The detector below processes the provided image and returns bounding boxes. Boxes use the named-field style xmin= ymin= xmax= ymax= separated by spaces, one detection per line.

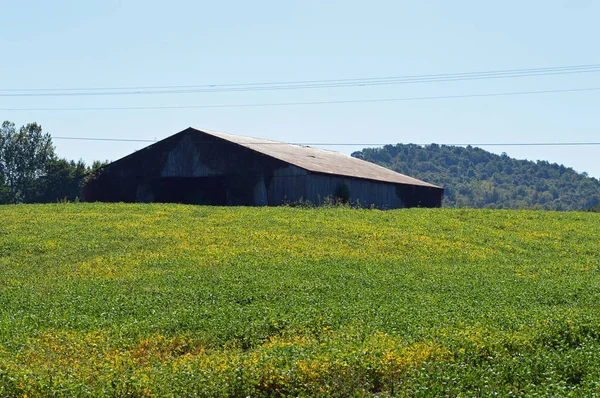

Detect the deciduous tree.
xmin=0 ymin=121 xmax=55 ymax=203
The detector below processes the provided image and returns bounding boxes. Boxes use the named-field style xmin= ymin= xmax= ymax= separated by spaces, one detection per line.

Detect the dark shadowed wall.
xmin=83 ymin=129 xmax=443 ymax=208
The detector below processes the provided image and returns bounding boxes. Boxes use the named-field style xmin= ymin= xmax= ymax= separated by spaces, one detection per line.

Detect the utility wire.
xmin=3 ymin=86 xmax=600 ymax=111
xmin=2 ymin=64 xmax=600 ymax=97
xmin=3 ymin=64 xmax=600 ymax=91
xmin=50 ymin=136 xmax=600 ymax=147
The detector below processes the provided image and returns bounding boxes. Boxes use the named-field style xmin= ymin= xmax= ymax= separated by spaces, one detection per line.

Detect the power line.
xmin=3 ymin=86 xmax=600 ymax=111
xmin=428 ymin=142 xmax=600 ymax=147
xmin=50 ymin=136 xmax=600 ymax=147
xmin=13 ymin=64 xmax=598 ymax=91
xmin=54 ymin=137 xmax=156 ymax=143
xmin=4 ymin=64 xmax=600 ymax=91
xmin=2 ymin=64 xmax=600 ymax=97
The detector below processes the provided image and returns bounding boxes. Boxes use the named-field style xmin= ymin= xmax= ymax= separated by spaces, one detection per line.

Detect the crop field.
xmin=0 ymin=204 xmax=599 ymax=396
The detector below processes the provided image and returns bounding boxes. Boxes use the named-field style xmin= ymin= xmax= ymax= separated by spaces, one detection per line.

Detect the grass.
xmin=0 ymin=203 xmax=599 ymax=396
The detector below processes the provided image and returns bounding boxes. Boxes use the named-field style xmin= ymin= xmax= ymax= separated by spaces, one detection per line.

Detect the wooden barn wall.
xmin=303 ymin=174 xmax=405 ymax=209
xmin=84 ymin=128 xmax=443 ymax=208
xmin=266 ymin=168 xmax=442 ymax=209
xmin=265 ymin=165 xmax=310 ymax=205
xmin=84 ymin=131 xmax=292 ymax=204
xmin=267 ymin=169 xmax=401 ymax=209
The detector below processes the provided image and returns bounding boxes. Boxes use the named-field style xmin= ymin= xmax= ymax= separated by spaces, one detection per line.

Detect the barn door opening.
xmin=154 ymin=176 xmax=227 ymax=205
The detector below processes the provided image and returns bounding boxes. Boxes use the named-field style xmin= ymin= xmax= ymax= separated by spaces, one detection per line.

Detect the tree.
xmin=0 ymin=121 xmax=55 ymax=203
xmin=0 ymin=121 xmax=112 ymax=204
xmin=351 ymin=143 xmax=600 ymax=211
xmin=0 ymin=163 xmax=9 ymax=203
xmin=34 ymin=158 xmax=88 ymax=203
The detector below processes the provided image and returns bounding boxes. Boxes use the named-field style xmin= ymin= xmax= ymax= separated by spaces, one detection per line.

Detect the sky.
xmin=1 ymin=0 xmax=600 ymax=177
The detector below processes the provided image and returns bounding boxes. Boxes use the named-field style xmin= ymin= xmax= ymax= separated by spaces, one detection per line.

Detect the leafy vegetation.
xmin=352 ymin=144 xmax=600 ymax=210
xmin=1 ymin=204 xmax=600 ymax=396
xmin=0 ymin=121 xmax=107 ymax=204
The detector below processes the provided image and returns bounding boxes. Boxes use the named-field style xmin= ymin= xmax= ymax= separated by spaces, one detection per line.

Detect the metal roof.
xmin=192 ymin=128 xmax=441 ymax=189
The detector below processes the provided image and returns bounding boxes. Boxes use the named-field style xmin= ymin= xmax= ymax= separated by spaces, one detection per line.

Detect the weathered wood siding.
xmin=266 ymin=166 xmax=405 ymax=208
xmin=84 ymin=129 xmax=443 ymax=208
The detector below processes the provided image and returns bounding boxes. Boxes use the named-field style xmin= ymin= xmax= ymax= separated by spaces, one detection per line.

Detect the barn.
xmin=83 ymin=127 xmax=443 ymax=208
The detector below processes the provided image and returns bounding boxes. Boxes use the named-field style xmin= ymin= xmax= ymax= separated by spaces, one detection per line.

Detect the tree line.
xmin=0 ymin=121 xmax=106 ymax=204
xmin=4 ymin=120 xmax=600 ymax=210
xmin=352 ymin=143 xmax=600 ymax=211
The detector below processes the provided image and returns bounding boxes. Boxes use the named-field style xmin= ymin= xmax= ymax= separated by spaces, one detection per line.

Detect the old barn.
xmin=83 ymin=128 xmax=443 ymax=208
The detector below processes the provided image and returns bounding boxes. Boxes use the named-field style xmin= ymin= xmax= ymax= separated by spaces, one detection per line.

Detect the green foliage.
xmin=0 ymin=121 xmax=55 ymax=203
xmin=0 ymin=169 xmax=9 ymax=204
xmin=589 ymin=204 xmax=600 ymax=213
xmin=33 ymin=158 xmax=88 ymax=203
xmin=0 ymin=120 xmax=108 ymax=204
xmin=1 ymin=204 xmax=600 ymax=395
xmin=352 ymin=144 xmax=600 ymax=210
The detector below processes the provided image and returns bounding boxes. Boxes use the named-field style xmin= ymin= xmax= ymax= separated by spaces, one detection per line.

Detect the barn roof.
xmin=192 ymin=128 xmax=441 ymax=189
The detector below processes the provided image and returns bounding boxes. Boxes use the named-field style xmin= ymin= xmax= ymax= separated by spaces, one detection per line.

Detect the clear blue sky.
xmin=2 ymin=0 xmax=599 ymax=177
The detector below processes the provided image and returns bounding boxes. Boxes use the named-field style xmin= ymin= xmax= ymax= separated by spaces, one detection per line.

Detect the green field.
xmin=1 ymin=204 xmax=599 ymax=396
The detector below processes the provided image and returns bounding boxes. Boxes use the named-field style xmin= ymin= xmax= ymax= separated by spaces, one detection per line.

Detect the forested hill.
xmin=352 ymin=144 xmax=600 ymax=211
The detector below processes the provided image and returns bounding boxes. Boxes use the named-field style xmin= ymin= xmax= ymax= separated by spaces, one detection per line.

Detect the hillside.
xmin=1 ymin=204 xmax=600 ymax=396
xmin=352 ymin=144 xmax=600 ymax=210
